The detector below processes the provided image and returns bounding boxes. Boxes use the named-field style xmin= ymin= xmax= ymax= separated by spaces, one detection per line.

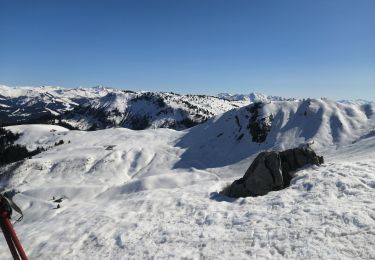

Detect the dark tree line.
xmin=0 ymin=127 xmax=44 ymax=166
xmin=0 ymin=127 xmax=20 ymax=147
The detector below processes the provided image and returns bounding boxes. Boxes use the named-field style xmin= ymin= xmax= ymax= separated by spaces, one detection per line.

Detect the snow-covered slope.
xmin=1 ymin=98 xmax=375 ymax=259
xmin=0 ymin=85 xmax=246 ymax=130
xmin=176 ymin=99 xmax=375 ymax=169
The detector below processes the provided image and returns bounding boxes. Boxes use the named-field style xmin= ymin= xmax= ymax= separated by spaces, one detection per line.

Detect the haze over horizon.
xmin=1 ymin=0 xmax=374 ymax=100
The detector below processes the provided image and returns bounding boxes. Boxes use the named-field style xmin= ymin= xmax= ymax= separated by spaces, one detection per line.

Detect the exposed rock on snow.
xmin=246 ymin=102 xmax=274 ymax=143
xmin=223 ymin=146 xmax=324 ymax=197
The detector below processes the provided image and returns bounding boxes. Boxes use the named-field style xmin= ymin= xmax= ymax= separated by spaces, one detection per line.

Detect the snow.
xmin=1 ymin=98 xmax=375 ymax=259
xmin=6 ymin=125 xmax=69 ymax=151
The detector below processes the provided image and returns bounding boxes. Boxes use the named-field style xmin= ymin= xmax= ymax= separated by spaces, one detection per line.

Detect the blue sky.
xmin=0 ymin=0 xmax=374 ymax=100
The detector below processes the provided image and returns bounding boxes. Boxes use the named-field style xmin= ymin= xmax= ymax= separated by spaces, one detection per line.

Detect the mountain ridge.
xmin=1 ymin=85 xmax=374 ymax=132
xmin=0 ymin=85 xmax=248 ymax=130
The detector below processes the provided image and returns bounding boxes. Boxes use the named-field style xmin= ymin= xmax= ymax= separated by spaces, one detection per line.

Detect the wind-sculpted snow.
xmin=1 ymin=97 xmax=375 ymax=259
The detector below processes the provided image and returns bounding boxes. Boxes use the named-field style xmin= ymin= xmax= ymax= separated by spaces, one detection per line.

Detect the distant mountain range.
xmin=1 ymin=85 xmax=372 ymax=131
xmin=217 ymin=92 xmax=295 ymax=102
xmin=218 ymin=92 xmax=373 ymax=104
xmin=0 ymin=85 xmax=249 ymax=130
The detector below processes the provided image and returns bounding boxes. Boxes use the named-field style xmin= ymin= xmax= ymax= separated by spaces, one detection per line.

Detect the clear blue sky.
xmin=0 ymin=0 xmax=374 ymax=100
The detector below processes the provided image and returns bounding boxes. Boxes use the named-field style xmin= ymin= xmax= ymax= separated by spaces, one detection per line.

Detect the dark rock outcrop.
xmin=246 ymin=102 xmax=273 ymax=143
xmin=222 ymin=145 xmax=324 ymax=198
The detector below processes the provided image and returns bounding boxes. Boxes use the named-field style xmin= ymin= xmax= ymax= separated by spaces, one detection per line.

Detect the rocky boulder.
xmin=222 ymin=145 xmax=324 ymax=198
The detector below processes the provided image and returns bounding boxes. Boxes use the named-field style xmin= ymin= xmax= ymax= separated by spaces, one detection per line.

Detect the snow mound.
xmin=6 ymin=125 xmax=69 ymax=151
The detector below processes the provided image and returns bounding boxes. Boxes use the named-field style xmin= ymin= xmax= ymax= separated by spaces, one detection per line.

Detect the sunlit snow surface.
xmin=1 ymin=99 xmax=375 ymax=259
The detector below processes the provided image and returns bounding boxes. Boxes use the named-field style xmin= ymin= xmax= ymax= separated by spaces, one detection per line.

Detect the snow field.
xmin=1 ymin=96 xmax=375 ymax=259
